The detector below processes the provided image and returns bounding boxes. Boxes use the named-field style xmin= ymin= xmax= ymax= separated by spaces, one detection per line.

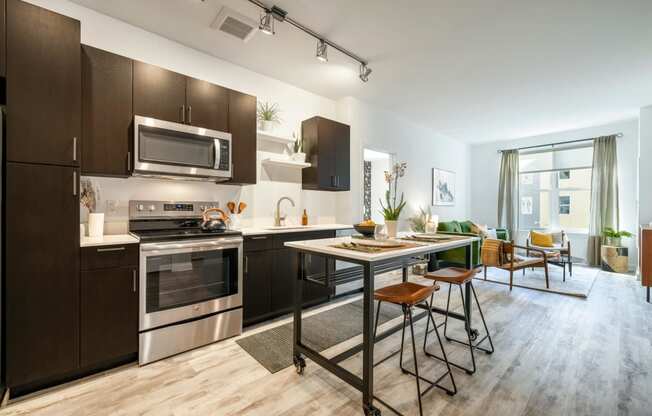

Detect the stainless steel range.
xmin=129 ymin=200 xmax=243 ymax=365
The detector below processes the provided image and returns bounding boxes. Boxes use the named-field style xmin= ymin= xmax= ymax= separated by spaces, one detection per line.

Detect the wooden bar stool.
xmin=422 ymin=267 xmax=494 ymax=375
xmin=373 ymin=282 xmax=456 ymax=416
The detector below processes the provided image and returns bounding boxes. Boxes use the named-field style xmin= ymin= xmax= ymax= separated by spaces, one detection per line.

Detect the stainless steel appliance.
xmin=132 ymin=116 xmax=232 ymax=182
xmin=129 ymin=200 xmax=242 ymax=365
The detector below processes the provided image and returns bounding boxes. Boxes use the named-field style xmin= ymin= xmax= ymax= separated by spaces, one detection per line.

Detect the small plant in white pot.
xmin=257 ymin=101 xmax=281 ymax=132
xmin=291 ymin=132 xmax=306 ymax=162
xmin=80 ymin=179 xmax=103 ymax=238
xmin=379 ymin=162 xmax=407 ymax=238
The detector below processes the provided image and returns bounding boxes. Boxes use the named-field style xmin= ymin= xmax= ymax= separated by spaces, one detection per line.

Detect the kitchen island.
xmin=285 ymin=234 xmax=479 ymax=416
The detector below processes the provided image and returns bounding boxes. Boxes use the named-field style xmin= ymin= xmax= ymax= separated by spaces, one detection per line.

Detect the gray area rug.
xmin=480 ymin=264 xmax=599 ymax=298
xmin=236 ymin=299 xmax=403 ymax=373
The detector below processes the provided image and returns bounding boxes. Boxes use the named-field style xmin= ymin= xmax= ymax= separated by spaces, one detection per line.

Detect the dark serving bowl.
xmin=354 ymin=224 xmax=376 ymax=237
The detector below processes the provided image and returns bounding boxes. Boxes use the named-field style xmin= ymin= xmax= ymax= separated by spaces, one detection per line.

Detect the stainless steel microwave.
xmin=132 ymin=115 xmax=232 ymax=182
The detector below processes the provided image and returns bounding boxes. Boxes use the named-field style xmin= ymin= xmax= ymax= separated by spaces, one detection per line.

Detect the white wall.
xmin=470 ymin=119 xmax=639 ymax=268
xmin=337 ymin=97 xmax=471 ymax=230
xmin=639 ymin=106 xmax=652 ymax=227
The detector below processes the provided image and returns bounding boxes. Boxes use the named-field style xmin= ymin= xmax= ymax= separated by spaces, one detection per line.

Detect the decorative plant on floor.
xmin=379 ymin=162 xmax=407 ymax=237
xmin=256 ymin=101 xmax=281 ymax=131
xmin=409 ymin=206 xmax=431 ymax=233
xmin=602 ymin=228 xmax=633 ymax=247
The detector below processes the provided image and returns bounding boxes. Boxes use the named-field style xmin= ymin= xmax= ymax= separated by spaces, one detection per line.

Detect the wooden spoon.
xmin=238 ymin=202 xmax=247 ymax=214
xmin=227 ymin=201 xmax=236 ymax=214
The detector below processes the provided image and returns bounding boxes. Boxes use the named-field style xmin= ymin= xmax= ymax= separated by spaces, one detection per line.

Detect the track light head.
xmin=259 ymin=11 xmax=274 ymax=35
xmin=359 ymin=63 xmax=372 ymax=82
xmin=315 ymin=40 xmax=328 ymax=62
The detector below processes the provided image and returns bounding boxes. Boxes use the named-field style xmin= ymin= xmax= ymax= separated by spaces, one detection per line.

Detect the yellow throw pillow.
xmin=531 ymin=231 xmax=554 ymax=247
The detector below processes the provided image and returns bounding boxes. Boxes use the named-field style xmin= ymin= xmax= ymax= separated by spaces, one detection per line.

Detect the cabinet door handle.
xmin=127 ymin=151 xmax=131 ymax=172
xmin=244 ymin=255 xmax=248 ymax=274
xmin=73 ymin=171 xmax=77 ymax=196
xmin=180 ymin=105 xmax=186 ymax=123
xmin=250 ymin=236 xmax=268 ymax=240
xmin=132 ymin=269 xmax=137 ymax=293
xmin=73 ymin=137 xmax=77 ymax=162
xmin=97 ymin=247 xmax=126 ymax=253
xmin=187 ymin=105 xmax=192 ymax=124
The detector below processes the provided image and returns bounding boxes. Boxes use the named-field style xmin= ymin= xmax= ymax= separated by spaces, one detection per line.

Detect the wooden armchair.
xmin=526 ymin=230 xmax=573 ymax=280
xmin=481 ymin=239 xmax=550 ymax=291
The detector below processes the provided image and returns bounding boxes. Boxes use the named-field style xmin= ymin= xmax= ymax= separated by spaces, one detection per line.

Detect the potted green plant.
xmin=379 ymin=162 xmax=407 ymax=237
xmin=257 ymin=101 xmax=281 ymax=132
xmin=290 ymin=132 xmax=306 ymax=162
xmin=602 ymin=227 xmax=633 ymax=247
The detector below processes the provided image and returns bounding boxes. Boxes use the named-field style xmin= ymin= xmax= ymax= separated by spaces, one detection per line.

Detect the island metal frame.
xmin=290 ymin=238 xmax=477 ymax=416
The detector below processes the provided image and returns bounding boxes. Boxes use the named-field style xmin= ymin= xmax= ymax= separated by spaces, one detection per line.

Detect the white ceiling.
xmin=69 ymin=0 xmax=652 ymax=143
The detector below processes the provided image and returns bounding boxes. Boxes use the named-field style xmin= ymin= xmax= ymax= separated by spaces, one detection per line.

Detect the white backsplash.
xmin=81 ymin=145 xmax=341 ymax=234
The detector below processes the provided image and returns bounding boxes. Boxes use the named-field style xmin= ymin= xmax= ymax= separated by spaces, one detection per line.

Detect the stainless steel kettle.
xmin=200 ymin=208 xmax=229 ymax=232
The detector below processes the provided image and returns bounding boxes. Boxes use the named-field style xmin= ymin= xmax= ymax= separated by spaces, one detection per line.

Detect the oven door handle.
xmin=141 ymin=239 xmax=242 ymax=252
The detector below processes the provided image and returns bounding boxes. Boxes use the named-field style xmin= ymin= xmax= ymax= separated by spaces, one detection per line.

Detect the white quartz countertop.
xmin=80 ymin=234 xmax=140 ymax=248
xmin=284 ymin=235 xmax=479 ymax=262
xmin=241 ymin=224 xmax=353 ymax=236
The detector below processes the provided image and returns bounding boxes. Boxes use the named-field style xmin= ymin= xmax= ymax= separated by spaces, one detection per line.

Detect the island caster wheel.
xmin=469 ymin=329 xmax=479 ymax=342
xmin=363 ymin=404 xmax=381 ymax=416
xmin=293 ymin=354 xmax=306 ymax=375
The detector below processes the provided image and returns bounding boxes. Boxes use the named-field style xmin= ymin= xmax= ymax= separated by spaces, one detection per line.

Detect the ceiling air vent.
xmin=211 ymin=6 xmax=258 ymax=42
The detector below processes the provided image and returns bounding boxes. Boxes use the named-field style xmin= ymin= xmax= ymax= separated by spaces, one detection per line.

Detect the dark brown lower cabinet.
xmin=5 ymin=162 xmax=80 ymax=389
xmin=243 ymin=231 xmax=334 ymax=325
xmin=243 ymin=248 xmax=273 ymax=325
xmin=81 ymin=263 xmax=139 ymax=367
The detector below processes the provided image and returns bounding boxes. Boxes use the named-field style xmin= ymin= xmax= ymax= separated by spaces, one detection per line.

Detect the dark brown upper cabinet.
xmin=6 ymin=162 xmax=80 ymax=389
xmin=225 ymin=89 xmax=257 ymax=185
xmin=1 ymin=0 xmax=6 ymax=78
xmin=82 ymin=45 xmax=133 ymax=177
xmin=133 ymin=60 xmax=187 ymax=124
xmin=302 ymin=116 xmax=351 ymax=191
xmin=6 ymin=0 xmax=81 ymax=167
xmin=186 ymin=77 xmax=229 ymax=131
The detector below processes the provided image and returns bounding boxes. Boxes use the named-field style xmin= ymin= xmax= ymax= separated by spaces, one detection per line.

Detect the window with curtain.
xmin=518 ymin=143 xmax=593 ymax=232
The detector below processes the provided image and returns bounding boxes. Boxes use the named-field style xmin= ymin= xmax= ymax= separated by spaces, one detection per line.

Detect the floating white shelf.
xmin=261 ymin=158 xmax=311 ymax=169
xmin=257 ymin=130 xmax=294 ymax=145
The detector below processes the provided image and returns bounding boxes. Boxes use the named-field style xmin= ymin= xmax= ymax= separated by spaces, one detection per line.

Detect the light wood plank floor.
xmin=2 ymin=270 xmax=650 ymax=416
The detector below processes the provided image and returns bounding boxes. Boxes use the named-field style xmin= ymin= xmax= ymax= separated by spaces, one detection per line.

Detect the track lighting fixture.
xmin=359 ymin=63 xmax=372 ymax=82
xmin=248 ymin=0 xmax=370 ymax=82
xmin=315 ymin=39 xmax=328 ymax=62
xmin=259 ymin=11 xmax=274 ymax=35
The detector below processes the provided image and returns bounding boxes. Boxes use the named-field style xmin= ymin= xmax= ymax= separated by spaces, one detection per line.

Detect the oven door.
xmin=139 ymin=237 xmax=243 ymax=331
xmin=133 ymin=115 xmax=232 ymax=180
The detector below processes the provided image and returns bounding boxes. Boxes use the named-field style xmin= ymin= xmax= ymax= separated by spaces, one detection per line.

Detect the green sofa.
xmin=431 ymin=220 xmax=510 ymax=269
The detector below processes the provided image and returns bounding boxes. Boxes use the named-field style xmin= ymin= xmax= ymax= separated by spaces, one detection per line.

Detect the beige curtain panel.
xmin=587 ymin=135 xmax=619 ymax=266
xmin=498 ymin=149 xmax=519 ymax=239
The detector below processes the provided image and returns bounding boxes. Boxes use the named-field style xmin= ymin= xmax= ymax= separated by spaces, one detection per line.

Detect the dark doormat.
xmin=236 ymin=299 xmax=403 ymax=373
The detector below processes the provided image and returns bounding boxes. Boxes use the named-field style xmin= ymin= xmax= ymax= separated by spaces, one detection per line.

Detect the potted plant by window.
xmin=602 ymin=228 xmax=633 ymax=247
xmin=257 ymin=101 xmax=281 ymax=132
xmin=379 ymin=162 xmax=407 ymax=237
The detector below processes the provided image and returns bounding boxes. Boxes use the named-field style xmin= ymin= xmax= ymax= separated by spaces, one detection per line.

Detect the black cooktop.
xmin=129 ymin=217 xmax=241 ymax=243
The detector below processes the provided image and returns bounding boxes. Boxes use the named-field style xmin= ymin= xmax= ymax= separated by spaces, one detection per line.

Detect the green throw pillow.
xmin=438 ymin=221 xmax=462 ymax=233
xmin=459 ymin=220 xmax=474 ymax=233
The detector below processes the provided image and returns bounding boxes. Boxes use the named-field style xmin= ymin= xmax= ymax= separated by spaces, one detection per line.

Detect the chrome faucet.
xmin=275 ymin=196 xmax=296 ymax=226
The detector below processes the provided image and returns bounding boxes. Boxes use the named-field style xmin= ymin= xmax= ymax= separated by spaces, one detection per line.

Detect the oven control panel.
xmin=129 ymin=200 xmax=220 ymax=218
